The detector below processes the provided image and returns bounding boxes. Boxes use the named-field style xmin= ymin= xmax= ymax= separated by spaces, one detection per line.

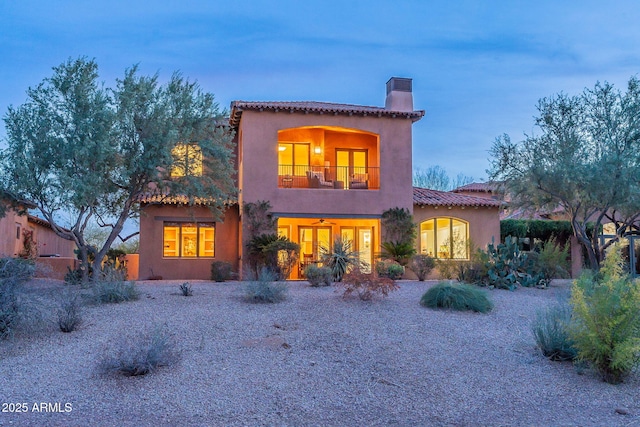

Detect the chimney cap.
xmin=386 ymin=77 xmax=412 ymax=94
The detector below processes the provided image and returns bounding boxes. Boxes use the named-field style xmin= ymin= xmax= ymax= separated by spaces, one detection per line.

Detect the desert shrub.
xmin=320 ymin=236 xmax=362 ymax=282
xmin=0 ymin=279 xmax=21 ymax=339
xmin=375 ymin=259 xmax=404 ymax=280
xmin=380 ymin=241 xmax=416 ymax=267
xmin=304 ymin=265 xmax=332 ymax=287
xmin=0 ymin=257 xmax=35 ymax=285
xmin=569 ymin=245 xmax=640 ymax=384
xmin=57 ymin=290 xmax=83 ymax=333
xmin=484 ymin=236 xmax=543 ymax=290
xmin=98 ymin=325 xmax=180 ymax=376
xmin=244 ymin=268 xmax=288 ymax=303
xmin=435 ymin=258 xmax=459 ymax=280
xmin=179 ymin=282 xmax=193 ymax=296
xmin=247 ymin=234 xmax=299 ymax=280
xmin=211 ymin=261 xmax=233 ymax=282
xmin=410 ymin=254 xmax=436 ymax=281
xmin=533 ymin=238 xmax=570 ymax=281
xmin=91 ymin=268 xmax=139 ymax=304
xmin=336 ymin=268 xmax=399 ymax=301
xmin=64 ymin=267 xmax=83 ymax=286
xmin=420 ymin=281 xmax=493 ymax=313
xmin=532 ymin=300 xmax=576 ymax=361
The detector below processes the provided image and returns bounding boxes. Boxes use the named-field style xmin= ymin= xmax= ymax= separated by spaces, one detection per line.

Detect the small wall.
xmin=36 ymin=257 xmax=78 ymax=280
xmin=124 ymin=254 xmax=139 ymax=281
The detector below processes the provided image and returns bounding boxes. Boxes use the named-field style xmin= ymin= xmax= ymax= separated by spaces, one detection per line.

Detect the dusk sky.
xmin=1 ymin=1 xmax=639 ymax=181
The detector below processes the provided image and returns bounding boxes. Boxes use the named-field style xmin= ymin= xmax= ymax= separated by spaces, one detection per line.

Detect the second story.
xmin=229 ymin=77 xmax=425 ymax=216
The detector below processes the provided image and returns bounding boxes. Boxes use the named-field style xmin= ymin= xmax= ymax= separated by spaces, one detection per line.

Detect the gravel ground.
xmin=0 ymin=278 xmax=639 ymax=427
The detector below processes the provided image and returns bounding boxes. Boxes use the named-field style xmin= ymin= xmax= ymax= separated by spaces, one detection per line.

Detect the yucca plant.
xmin=320 ymin=236 xmax=362 ymax=282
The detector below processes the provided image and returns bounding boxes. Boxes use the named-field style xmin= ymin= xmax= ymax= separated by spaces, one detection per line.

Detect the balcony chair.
xmin=306 ymin=170 xmax=333 ymax=188
xmin=349 ymin=173 xmax=369 ymax=189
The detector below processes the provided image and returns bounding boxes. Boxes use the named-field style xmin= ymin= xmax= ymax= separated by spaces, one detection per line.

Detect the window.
xmin=171 ymin=143 xmax=202 ymax=177
xmin=420 ymin=218 xmax=468 ymax=259
xmin=278 ymin=142 xmax=309 ymax=176
xmin=163 ymin=222 xmax=215 ymax=258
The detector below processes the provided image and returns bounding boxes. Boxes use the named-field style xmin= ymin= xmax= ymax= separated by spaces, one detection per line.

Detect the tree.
xmin=488 ymin=77 xmax=640 ymax=270
xmin=1 ymin=57 xmax=236 ymax=281
xmin=412 ymin=165 xmax=473 ymax=191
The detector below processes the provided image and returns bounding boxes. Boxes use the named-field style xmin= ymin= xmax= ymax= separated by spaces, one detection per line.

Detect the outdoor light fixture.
xmin=314 ymin=145 xmax=322 ymax=154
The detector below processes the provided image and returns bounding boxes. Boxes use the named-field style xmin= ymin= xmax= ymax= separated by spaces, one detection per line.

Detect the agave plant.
xmin=319 ymin=236 xmax=362 ymax=282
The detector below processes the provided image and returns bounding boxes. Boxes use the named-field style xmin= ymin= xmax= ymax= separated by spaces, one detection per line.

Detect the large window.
xmin=163 ymin=222 xmax=215 ymax=258
xmin=420 ymin=218 xmax=468 ymax=259
xmin=171 ymin=143 xmax=202 ymax=177
xmin=278 ymin=142 xmax=309 ymax=176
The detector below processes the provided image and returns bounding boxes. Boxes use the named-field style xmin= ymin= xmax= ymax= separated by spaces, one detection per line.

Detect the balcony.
xmin=278 ymin=165 xmax=379 ymax=190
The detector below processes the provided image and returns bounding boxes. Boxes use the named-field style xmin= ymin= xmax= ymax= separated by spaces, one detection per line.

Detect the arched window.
xmin=420 ymin=218 xmax=469 ymax=259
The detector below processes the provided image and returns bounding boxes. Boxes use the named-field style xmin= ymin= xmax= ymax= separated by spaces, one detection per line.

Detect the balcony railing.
xmin=278 ymin=165 xmax=379 ymax=190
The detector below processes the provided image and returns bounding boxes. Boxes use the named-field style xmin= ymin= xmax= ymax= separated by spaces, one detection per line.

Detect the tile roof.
xmin=413 ymin=187 xmax=503 ymax=208
xmin=229 ymin=100 xmax=425 ymax=128
xmin=452 ymin=182 xmax=500 ymax=193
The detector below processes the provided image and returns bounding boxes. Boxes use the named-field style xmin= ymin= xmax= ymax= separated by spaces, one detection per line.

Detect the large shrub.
xmin=0 ymin=257 xmax=38 ymax=339
xmin=381 ymin=207 xmax=417 ymax=266
xmin=247 ymin=234 xmax=299 ymax=280
xmin=336 ymin=268 xmax=399 ymax=301
xmin=91 ymin=267 xmax=139 ymax=304
xmin=485 ymin=236 xmax=542 ymax=290
xmin=320 ymin=236 xmax=361 ymax=282
xmin=532 ymin=301 xmax=576 ymax=361
xmin=303 ymin=265 xmax=332 ymax=287
xmin=375 ymin=259 xmax=404 ymax=280
xmin=569 ymin=245 xmax=640 ymax=384
xmin=420 ymin=282 xmax=493 ymax=313
xmin=211 ymin=261 xmax=233 ymax=282
xmin=409 ymin=254 xmax=436 ymax=281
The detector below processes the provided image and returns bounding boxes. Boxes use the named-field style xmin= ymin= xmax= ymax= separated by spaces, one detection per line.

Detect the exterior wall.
xmin=238 ymin=110 xmax=414 ymax=216
xmin=0 ymin=207 xmax=28 ymax=257
xmin=138 ymin=204 xmax=239 ymax=280
xmin=31 ymin=221 xmax=76 ymax=257
xmin=412 ymin=204 xmax=501 ymax=279
xmin=237 ymin=110 xmax=415 ymax=267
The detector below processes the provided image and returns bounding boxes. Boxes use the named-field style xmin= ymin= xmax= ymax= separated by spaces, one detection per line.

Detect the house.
xmin=137 ymin=78 xmax=503 ymax=280
xmin=0 ymin=196 xmax=77 ymax=278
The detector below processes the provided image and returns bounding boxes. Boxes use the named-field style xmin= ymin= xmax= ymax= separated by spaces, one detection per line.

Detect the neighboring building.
xmin=138 ymin=78 xmax=503 ymax=280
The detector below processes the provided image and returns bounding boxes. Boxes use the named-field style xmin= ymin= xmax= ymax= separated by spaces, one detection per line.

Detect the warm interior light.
xmin=314 ymin=146 xmax=322 ymax=154
xmin=278 ymin=145 xmax=287 ymax=151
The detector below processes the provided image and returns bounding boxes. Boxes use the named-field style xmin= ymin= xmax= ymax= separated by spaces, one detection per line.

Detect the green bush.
xmin=98 ymin=325 xmax=180 ymax=376
xmin=375 ymin=259 xmax=404 ymax=280
xmin=409 ymin=254 xmax=436 ymax=281
xmin=485 ymin=236 xmax=542 ymax=290
xmin=420 ymin=282 xmax=493 ymax=313
xmin=211 ymin=261 xmax=233 ymax=282
xmin=435 ymin=258 xmax=459 ymax=280
xmin=304 ymin=265 xmax=332 ymax=287
xmin=0 ymin=257 xmax=35 ymax=285
xmin=57 ymin=290 xmax=83 ymax=333
xmin=92 ymin=268 xmax=139 ymax=304
xmin=247 ymin=234 xmax=299 ymax=280
xmin=320 ymin=236 xmax=361 ymax=282
xmin=380 ymin=241 xmax=416 ymax=267
xmin=569 ymin=245 xmax=640 ymax=384
xmin=532 ymin=301 xmax=576 ymax=361
xmin=179 ymin=282 xmax=193 ymax=296
xmin=533 ymin=238 xmax=570 ymax=281
xmin=0 ymin=279 xmax=21 ymax=339
xmin=244 ymin=268 xmax=288 ymax=303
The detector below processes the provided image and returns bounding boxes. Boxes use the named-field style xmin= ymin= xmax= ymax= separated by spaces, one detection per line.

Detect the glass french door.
xmin=299 ymin=227 xmax=331 ymax=263
xmin=336 ymin=149 xmax=367 ymax=187
xmin=340 ymin=226 xmax=373 ymax=273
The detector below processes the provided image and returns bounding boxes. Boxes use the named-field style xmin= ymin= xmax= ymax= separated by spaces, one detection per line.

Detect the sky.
xmin=1 ymin=0 xmax=639 ymax=181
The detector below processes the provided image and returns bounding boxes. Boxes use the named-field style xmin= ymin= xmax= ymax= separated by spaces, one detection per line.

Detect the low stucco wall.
xmin=124 ymin=254 xmax=139 ymax=281
xmin=36 ymin=257 xmax=78 ymax=280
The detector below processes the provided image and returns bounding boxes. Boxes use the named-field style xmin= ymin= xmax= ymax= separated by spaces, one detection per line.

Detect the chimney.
xmin=385 ymin=77 xmax=413 ymax=112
